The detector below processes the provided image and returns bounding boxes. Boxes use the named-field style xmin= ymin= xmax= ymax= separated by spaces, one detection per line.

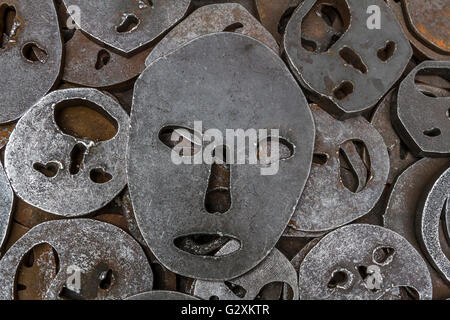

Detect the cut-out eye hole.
xmin=258 ymin=137 xmax=294 ymax=164
xmin=301 ymin=1 xmax=350 ymax=53
xmin=224 ymin=281 xmax=247 ymax=298
xmin=15 ymin=243 xmax=59 ymax=300
xmin=158 ymin=126 xmax=201 ymax=157
xmin=278 ymin=6 xmax=296 ymax=35
xmin=95 ymin=49 xmax=111 ymax=70
xmin=22 ymin=42 xmax=48 ymax=63
xmin=99 ymin=269 xmax=114 ymax=290
xmin=313 ymin=153 xmax=328 ymax=166
xmin=423 ymin=128 xmax=441 ymax=137
xmin=0 ymin=4 xmax=17 ymax=49
xmin=327 ymin=269 xmax=351 ymax=289
xmin=137 ymin=0 xmax=153 ymax=9
xmin=116 ymin=14 xmax=140 ymax=33
xmin=33 ymin=161 xmax=59 ymax=178
xmin=90 ymin=168 xmax=113 ymax=184
xmin=357 ymin=265 xmax=382 ymax=292
xmin=333 ymin=81 xmax=354 ymax=100
xmin=209 ymin=295 xmax=219 ymax=300
xmin=339 ymin=47 xmax=367 ymax=74
xmin=174 ymin=234 xmax=240 ymax=257
xmin=373 ymin=246 xmax=395 ymax=265
xmin=223 ymin=22 xmax=244 ymax=32
xmin=414 ymin=68 xmax=450 ymax=98
xmin=54 ymin=99 xmax=119 ymax=142
xmin=254 ymin=282 xmax=285 ymax=300
xmin=205 ymin=146 xmax=231 ymax=214
xmin=377 ymin=41 xmax=396 ymax=62
xmin=339 ymin=140 xmax=371 ymax=193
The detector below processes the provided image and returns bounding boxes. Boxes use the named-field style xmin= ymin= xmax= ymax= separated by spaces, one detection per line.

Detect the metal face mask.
xmin=128 ymin=32 xmax=315 ymax=280
xmin=5 ymin=88 xmax=129 ymax=216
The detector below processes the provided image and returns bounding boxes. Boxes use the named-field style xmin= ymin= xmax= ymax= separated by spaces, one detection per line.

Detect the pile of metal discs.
xmin=0 ymin=0 xmax=448 ymax=300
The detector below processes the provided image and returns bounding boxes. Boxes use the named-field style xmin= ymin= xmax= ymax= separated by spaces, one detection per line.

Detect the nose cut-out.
xmin=99 ymin=269 xmax=114 ymax=290
xmin=339 ymin=140 xmax=371 ymax=193
xmin=377 ymin=41 xmax=396 ymax=62
xmin=224 ymin=281 xmax=247 ymax=298
xmin=158 ymin=126 xmax=201 ymax=157
xmin=54 ymin=99 xmax=119 ymax=142
xmin=95 ymin=49 xmax=111 ymax=70
xmin=90 ymin=168 xmax=113 ymax=184
xmin=205 ymin=146 xmax=231 ymax=214
xmin=69 ymin=143 xmax=86 ymax=175
xmin=327 ymin=269 xmax=351 ymax=289
xmin=373 ymin=246 xmax=395 ymax=265
xmin=174 ymin=235 xmax=240 ymax=257
xmin=301 ymin=1 xmax=350 ymax=53
xmin=339 ymin=47 xmax=367 ymax=74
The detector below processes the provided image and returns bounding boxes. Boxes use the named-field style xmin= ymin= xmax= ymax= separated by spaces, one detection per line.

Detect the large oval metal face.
xmin=145 ymin=3 xmax=279 ymax=66
xmin=128 ymin=32 xmax=315 ymax=280
xmin=5 ymin=88 xmax=129 ymax=216
xmin=127 ymin=291 xmax=200 ymax=300
xmin=298 ymin=224 xmax=433 ymax=300
xmin=0 ymin=0 xmax=62 ymax=124
xmin=62 ymin=0 xmax=191 ymax=55
xmin=287 ymin=107 xmax=389 ymax=234
xmin=392 ymin=61 xmax=450 ymax=157
xmin=0 ymin=164 xmax=13 ymax=252
xmin=0 ymin=219 xmax=153 ymax=300
xmin=192 ymin=241 xmax=299 ymax=300
xmin=417 ymin=167 xmax=450 ymax=283
xmin=283 ymin=0 xmax=412 ymax=118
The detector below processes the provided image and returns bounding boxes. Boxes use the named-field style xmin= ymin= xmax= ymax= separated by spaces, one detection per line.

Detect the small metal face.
xmin=384 ymin=158 xmax=450 ymax=298
xmin=283 ymin=0 xmax=412 ymax=118
xmin=128 ymin=32 xmax=315 ymax=280
xmin=62 ymin=0 xmax=191 ymax=55
xmin=0 ymin=164 xmax=13 ymax=252
xmin=0 ymin=219 xmax=153 ymax=300
xmin=5 ymin=88 xmax=129 ymax=216
xmin=64 ymin=30 xmax=152 ymax=90
xmin=392 ymin=61 xmax=450 ymax=157
xmin=127 ymin=291 xmax=200 ymax=300
xmin=286 ymin=107 xmax=389 ymax=235
xmin=298 ymin=224 xmax=433 ymax=300
xmin=370 ymin=89 xmax=418 ymax=185
xmin=192 ymin=241 xmax=299 ymax=300
xmin=0 ymin=0 xmax=63 ymax=124
xmin=145 ymin=3 xmax=279 ymax=67
xmin=417 ymin=167 xmax=450 ymax=283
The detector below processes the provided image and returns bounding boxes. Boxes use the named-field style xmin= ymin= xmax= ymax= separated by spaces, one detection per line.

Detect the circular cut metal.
xmin=283 ymin=0 xmax=412 ymax=118
xmin=286 ymin=106 xmax=389 ymax=234
xmin=370 ymin=89 xmax=418 ymax=184
xmin=0 ymin=0 xmax=63 ymax=124
xmin=62 ymin=0 xmax=191 ymax=55
xmin=298 ymin=224 xmax=433 ymax=300
xmin=145 ymin=3 xmax=279 ymax=67
xmin=392 ymin=60 xmax=450 ymax=157
xmin=417 ymin=167 xmax=450 ymax=283
xmin=127 ymin=291 xmax=200 ymax=300
xmin=128 ymin=32 xmax=315 ymax=280
xmin=5 ymin=88 xmax=129 ymax=216
xmin=192 ymin=241 xmax=299 ymax=300
xmin=64 ymin=30 xmax=152 ymax=89
xmin=0 ymin=219 xmax=153 ymax=300
xmin=0 ymin=164 xmax=13 ymax=252
xmin=403 ymin=0 xmax=449 ymax=55
xmin=384 ymin=158 xmax=450 ymax=298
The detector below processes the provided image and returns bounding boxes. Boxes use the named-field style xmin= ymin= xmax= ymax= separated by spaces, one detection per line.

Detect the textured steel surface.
xmin=283 ymin=0 xmax=412 ymax=118
xmin=145 ymin=3 xmax=279 ymax=66
xmin=62 ymin=0 xmax=191 ymax=55
xmin=0 ymin=219 xmax=153 ymax=300
xmin=384 ymin=158 xmax=450 ymax=298
xmin=286 ymin=106 xmax=389 ymax=234
xmin=127 ymin=291 xmax=200 ymax=300
xmin=298 ymin=224 xmax=433 ymax=300
xmin=0 ymin=164 xmax=13 ymax=252
xmin=392 ymin=60 xmax=450 ymax=157
xmin=128 ymin=32 xmax=315 ymax=280
xmin=192 ymin=241 xmax=299 ymax=300
xmin=0 ymin=0 xmax=62 ymax=124
xmin=417 ymin=167 xmax=450 ymax=283
xmin=5 ymin=88 xmax=129 ymax=216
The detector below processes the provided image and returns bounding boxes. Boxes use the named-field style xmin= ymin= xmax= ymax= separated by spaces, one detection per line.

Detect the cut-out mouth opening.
xmin=174 ymin=235 xmax=241 ymax=257
xmin=414 ymin=68 xmax=450 ymax=98
xmin=33 ymin=161 xmax=60 ymax=178
xmin=116 ymin=13 xmax=140 ymax=33
xmin=54 ymin=98 xmax=119 ymax=142
xmin=258 ymin=137 xmax=295 ymax=164
xmin=223 ymin=22 xmax=244 ymax=33
xmin=333 ymin=81 xmax=354 ymax=100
